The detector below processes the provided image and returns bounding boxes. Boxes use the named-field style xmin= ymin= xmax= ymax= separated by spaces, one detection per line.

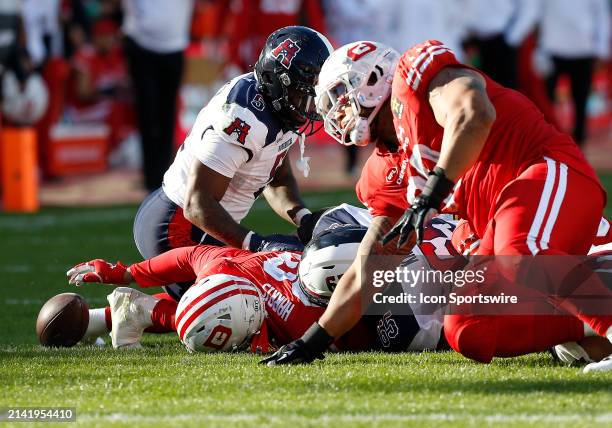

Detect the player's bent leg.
xmin=145 ymin=295 xmax=178 ymax=333
xmin=89 ymin=294 xmax=178 ymax=340
xmin=491 ymin=160 xmax=612 ymax=339
xmin=444 ymin=314 xmax=585 ymax=363
xmin=107 ymin=287 xmax=158 ymax=349
xmin=444 ymin=314 xmax=497 ymax=363
xmin=491 ymin=159 xmax=604 ymax=256
xmin=133 ymin=188 xmax=210 ymax=301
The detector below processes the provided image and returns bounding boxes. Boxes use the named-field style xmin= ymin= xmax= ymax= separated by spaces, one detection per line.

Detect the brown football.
xmin=36 ymin=293 xmax=89 ymax=347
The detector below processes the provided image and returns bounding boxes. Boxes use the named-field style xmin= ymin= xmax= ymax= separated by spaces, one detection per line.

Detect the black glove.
xmin=381 ymin=167 xmax=455 ymax=248
xmin=260 ymin=322 xmax=333 ymax=366
xmin=296 ymin=207 xmax=331 ymax=244
xmin=249 ymin=233 xmax=304 ymax=252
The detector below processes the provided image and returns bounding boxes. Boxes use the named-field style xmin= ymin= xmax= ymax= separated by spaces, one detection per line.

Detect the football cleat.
xmin=107 ymin=287 xmax=156 ymax=349
xmin=552 ymin=342 xmax=593 ymax=365
xmin=583 ymin=355 xmax=612 ymax=373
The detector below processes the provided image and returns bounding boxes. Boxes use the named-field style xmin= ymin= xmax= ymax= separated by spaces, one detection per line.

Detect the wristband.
xmin=423 ymin=167 xmax=455 ymax=209
xmin=302 ymin=322 xmax=334 ymax=353
xmin=293 ymin=208 xmax=312 ymax=226
xmin=242 ymin=231 xmax=255 ymax=250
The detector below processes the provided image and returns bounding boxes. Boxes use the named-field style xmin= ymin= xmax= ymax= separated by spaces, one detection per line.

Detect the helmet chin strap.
xmin=295 ymin=133 xmax=311 ymax=178
xmin=349 ymin=116 xmax=371 ymax=147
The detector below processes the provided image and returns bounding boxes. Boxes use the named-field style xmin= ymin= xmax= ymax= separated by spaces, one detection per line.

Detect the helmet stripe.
xmin=175 ymin=280 xmax=255 ymax=333
xmin=178 ymin=287 xmax=261 ymax=341
xmin=176 ymin=279 xmax=251 ymax=323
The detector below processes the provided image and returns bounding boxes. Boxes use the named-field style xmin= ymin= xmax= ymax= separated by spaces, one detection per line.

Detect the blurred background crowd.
xmin=0 ymin=0 xmax=610 ymax=202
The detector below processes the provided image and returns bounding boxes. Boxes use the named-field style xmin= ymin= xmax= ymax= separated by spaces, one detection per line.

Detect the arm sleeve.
xmin=129 ymin=245 xmax=249 ymax=287
xmin=129 ymin=247 xmax=200 ymax=287
xmin=192 ymin=128 xmax=249 ymax=178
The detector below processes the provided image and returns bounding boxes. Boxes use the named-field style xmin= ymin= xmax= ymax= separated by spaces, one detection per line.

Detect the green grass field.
xmin=1 ymin=179 xmax=611 ymax=427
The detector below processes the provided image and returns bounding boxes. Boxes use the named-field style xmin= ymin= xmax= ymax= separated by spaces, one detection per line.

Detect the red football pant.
xmin=103 ymin=292 xmax=178 ymax=333
xmin=446 ymin=158 xmax=611 ymax=362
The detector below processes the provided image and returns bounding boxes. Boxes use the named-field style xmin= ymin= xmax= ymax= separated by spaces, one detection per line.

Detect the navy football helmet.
xmin=298 ymin=225 xmax=368 ymax=306
xmin=255 ymin=26 xmax=333 ymax=130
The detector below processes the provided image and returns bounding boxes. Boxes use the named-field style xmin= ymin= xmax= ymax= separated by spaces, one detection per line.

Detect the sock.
xmin=85 ymin=308 xmax=111 ymax=338
xmin=104 ymin=306 xmax=112 ymax=330
xmin=144 ymin=299 xmax=178 ymax=333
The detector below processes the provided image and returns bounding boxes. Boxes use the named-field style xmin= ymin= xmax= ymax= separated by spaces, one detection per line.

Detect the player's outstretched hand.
xmin=381 ymin=167 xmax=455 ymax=248
xmin=260 ymin=339 xmax=324 ymax=366
xmin=67 ymin=259 xmax=130 ymax=286
xmin=250 ymin=234 xmax=304 ymax=252
xmin=260 ymin=322 xmax=333 ymax=366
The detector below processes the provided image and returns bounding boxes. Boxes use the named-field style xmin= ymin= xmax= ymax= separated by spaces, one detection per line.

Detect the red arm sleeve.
xmin=129 ymin=245 xmax=252 ymax=287
xmin=129 ymin=247 xmax=200 ymax=287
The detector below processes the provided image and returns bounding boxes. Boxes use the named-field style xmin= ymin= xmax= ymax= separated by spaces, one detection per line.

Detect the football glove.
xmin=381 ymin=167 xmax=455 ymax=248
xmin=67 ymin=259 xmax=130 ymax=286
xmin=249 ymin=233 xmax=304 ymax=253
xmin=260 ymin=322 xmax=333 ymax=366
xmin=296 ymin=207 xmax=330 ymax=244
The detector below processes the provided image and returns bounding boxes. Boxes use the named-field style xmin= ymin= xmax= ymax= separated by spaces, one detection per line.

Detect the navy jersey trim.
xmin=225 ymin=73 xmax=282 ymax=147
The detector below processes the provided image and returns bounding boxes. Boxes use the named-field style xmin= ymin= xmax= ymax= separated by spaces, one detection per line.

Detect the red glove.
xmin=67 ymin=259 xmax=130 ymax=286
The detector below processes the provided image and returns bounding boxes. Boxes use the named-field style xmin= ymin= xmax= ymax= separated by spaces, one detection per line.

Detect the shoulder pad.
xmin=398 ymin=40 xmax=459 ymax=94
xmin=214 ymin=73 xmax=283 ymax=150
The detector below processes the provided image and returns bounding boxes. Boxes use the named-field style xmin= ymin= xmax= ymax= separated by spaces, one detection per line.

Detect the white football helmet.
xmin=298 ymin=225 xmax=368 ymax=306
xmin=175 ymin=274 xmax=265 ymax=352
xmin=315 ymin=41 xmax=399 ymax=146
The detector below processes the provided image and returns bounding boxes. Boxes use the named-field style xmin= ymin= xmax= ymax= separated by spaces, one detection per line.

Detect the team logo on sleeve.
xmin=224 ymin=118 xmax=251 ymax=144
xmin=391 ymin=96 xmax=404 ymax=118
xmin=271 ymin=38 xmax=301 ymax=69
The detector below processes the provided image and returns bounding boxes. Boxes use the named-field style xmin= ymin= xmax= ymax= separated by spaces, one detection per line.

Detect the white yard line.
xmin=0 ymin=208 xmax=135 ymax=231
xmin=75 ymin=412 xmax=612 ymax=424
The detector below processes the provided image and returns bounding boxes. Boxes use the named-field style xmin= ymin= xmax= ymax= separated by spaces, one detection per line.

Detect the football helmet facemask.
xmin=255 ymin=26 xmax=333 ymax=130
xmin=315 ymin=41 xmax=399 ymax=146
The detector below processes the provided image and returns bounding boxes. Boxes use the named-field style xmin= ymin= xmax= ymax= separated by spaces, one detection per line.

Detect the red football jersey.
xmin=129 ymin=245 xmax=380 ymax=351
xmin=389 ymin=40 xmax=604 ymax=238
xmin=356 ymin=143 xmax=409 ymax=219
xmin=130 ymin=246 xmax=324 ymax=347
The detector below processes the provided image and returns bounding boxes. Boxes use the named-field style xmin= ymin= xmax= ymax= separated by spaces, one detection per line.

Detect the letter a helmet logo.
xmin=271 ymin=38 xmax=301 ymax=69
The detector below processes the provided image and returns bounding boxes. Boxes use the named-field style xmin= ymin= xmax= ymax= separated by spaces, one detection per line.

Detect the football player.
xmin=261 ymin=40 xmax=612 ymax=369
xmin=133 ymin=26 xmax=333 ymax=301
xmin=66 ymin=225 xmax=397 ymax=352
xmin=66 ymin=205 xmax=455 ymax=354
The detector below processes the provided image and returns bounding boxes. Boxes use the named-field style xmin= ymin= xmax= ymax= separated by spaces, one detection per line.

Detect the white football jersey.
xmin=163 ymin=73 xmax=298 ymax=222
